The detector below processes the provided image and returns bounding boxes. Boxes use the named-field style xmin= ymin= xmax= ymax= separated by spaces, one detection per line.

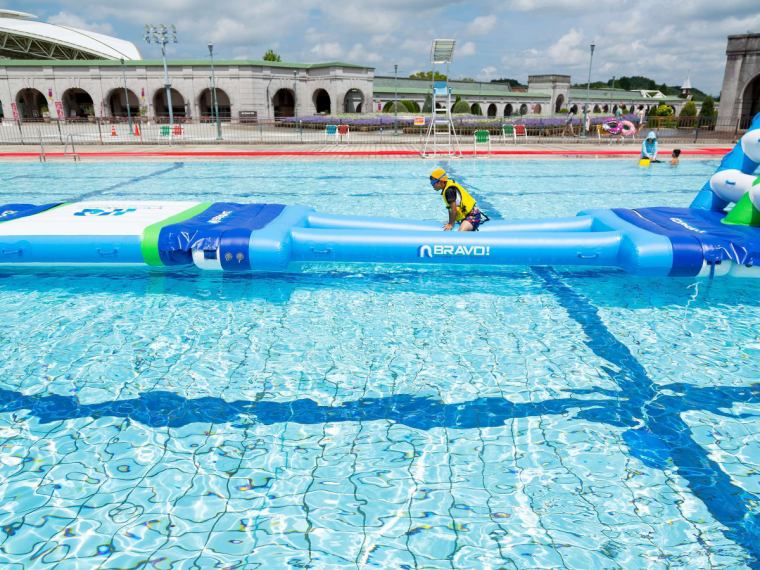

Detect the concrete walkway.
xmin=0 ymin=141 xmax=732 ymax=161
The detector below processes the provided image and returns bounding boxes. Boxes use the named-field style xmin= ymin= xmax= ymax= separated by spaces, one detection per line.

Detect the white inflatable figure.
xmin=709 ymin=128 xmax=760 ymax=212
xmin=741 ymin=128 xmax=760 ymax=211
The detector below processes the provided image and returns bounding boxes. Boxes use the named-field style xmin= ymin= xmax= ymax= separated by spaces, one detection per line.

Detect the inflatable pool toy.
xmin=602 ymin=120 xmax=622 ymax=134
xmin=603 ymin=119 xmax=636 ymax=137
xmin=1 ymin=114 xmax=759 ymax=278
xmin=639 ymin=158 xmax=651 ymax=167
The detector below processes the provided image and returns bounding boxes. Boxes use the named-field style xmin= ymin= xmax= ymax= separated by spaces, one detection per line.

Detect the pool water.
xmin=0 ymin=159 xmax=758 ymax=569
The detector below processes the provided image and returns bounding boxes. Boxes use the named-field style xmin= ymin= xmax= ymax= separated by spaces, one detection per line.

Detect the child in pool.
xmin=670 ymin=148 xmax=681 ymax=166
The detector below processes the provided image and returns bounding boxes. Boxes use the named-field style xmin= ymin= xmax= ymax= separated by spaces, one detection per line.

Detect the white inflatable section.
xmin=740 ymin=128 xmax=760 ymax=163
xmin=696 ymin=260 xmax=760 ymax=278
xmin=709 ymin=170 xmax=757 ymax=203
xmin=192 ymin=248 xmax=222 ymax=271
xmin=0 ymin=201 xmax=201 ymax=236
xmin=751 ymin=182 xmax=760 ymax=211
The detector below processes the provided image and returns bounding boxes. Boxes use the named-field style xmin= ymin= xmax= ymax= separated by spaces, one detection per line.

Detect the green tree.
xmin=402 ymin=100 xmax=420 ymax=113
xmin=382 ymin=101 xmax=406 ymax=113
xmin=679 ymin=101 xmax=697 ymax=117
xmin=470 ymin=103 xmax=483 ymax=115
xmin=263 ymin=49 xmax=281 ymax=62
xmin=409 ymin=71 xmax=447 ymax=81
xmin=452 ymin=99 xmax=470 ymax=113
xmin=422 ymin=94 xmax=432 ymax=113
xmin=654 ymin=104 xmax=674 ymax=116
xmin=618 ymin=77 xmax=631 ymax=91
xmin=699 ymin=96 xmax=716 ymax=119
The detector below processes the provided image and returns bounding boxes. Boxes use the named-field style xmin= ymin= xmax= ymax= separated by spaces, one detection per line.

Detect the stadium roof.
xmin=0 ymin=9 xmax=141 ymax=61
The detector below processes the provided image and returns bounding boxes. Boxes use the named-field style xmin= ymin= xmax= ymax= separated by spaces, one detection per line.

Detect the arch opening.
xmin=343 ymin=89 xmax=363 ymax=113
xmin=487 ymin=103 xmax=497 ymax=117
xmin=108 ymin=88 xmax=140 ymax=118
xmin=153 ymin=88 xmax=187 ymax=120
xmin=313 ymin=89 xmax=331 ymax=114
xmin=62 ymin=88 xmax=95 ymax=120
xmin=272 ymin=88 xmax=295 ymax=118
xmin=504 ymin=103 xmax=513 ymax=117
xmin=15 ymin=88 xmax=47 ymax=120
xmin=554 ymin=94 xmax=565 ymax=113
xmin=199 ymin=88 xmax=231 ymax=121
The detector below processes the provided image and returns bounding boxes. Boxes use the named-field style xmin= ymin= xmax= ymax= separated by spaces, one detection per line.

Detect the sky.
xmin=17 ymin=0 xmax=760 ymax=96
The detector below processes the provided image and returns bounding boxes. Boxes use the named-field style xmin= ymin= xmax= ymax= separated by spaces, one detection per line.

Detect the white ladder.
xmin=421 ymin=41 xmax=462 ymax=158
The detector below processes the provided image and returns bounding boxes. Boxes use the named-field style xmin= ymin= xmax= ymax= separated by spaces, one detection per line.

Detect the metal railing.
xmin=0 ymin=115 xmax=747 ymax=146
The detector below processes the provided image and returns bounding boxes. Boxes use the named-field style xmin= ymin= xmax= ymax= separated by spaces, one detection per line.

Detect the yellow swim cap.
xmin=430 ymin=167 xmax=448 ymax=182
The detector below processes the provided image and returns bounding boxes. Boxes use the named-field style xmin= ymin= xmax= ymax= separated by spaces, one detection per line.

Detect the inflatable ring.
xmin=602 ymin=120 xmax=621 ymax=134
xmin=621 ymin=120 xmax=636 ymax=137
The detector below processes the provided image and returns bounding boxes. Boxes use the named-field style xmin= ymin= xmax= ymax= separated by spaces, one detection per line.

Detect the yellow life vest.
xmin=441 ymin=180 xmax=476 ymax=222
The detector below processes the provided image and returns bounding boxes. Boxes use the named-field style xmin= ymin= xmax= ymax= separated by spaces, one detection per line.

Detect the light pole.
xmin=393 ymin=63 xmax=398 ymax=135
xmin=293 ymin=70 xmax=298 ymax=118
xmin=120 ymin=58 xmax=133 ymax=135
xmin=583 ymin=43 xmax=595 ymax=137
xmin=208 ymin=43 xmax=221 ymax=140
xmin=144 ymin=24 xmax=177 ymax=132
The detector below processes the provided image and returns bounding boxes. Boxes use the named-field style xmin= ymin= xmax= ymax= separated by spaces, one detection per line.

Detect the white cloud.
xmin=347 ymin=43 xmax=383 ymax=64
xmin=47 ymin=12 xmax=113 ymax=34
xmin=466 ymin=15 xmax=496 ymax=35
xmin=310 ymin=42 xmax=343 ymax=59
xmin=459 ymin=41 xmax=477 ymax=56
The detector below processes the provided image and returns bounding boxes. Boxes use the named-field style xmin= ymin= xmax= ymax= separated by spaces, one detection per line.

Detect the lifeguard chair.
xmin=421 ymin=39 xmax=462 ymax=158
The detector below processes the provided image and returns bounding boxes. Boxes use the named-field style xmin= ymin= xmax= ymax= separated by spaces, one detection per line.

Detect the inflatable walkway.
xmin=1 ymin=116 xmax=760 ymax=278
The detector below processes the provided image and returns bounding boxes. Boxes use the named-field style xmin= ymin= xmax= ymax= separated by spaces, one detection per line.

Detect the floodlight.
xmin=431 ymin=39 xmax=456 ymax=64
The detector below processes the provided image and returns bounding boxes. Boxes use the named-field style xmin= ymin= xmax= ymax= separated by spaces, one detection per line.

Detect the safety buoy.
xmin=602 ymin=120 xmax=621 ymax=134
xmin=621 ymin=120 xmax=636 ymax=137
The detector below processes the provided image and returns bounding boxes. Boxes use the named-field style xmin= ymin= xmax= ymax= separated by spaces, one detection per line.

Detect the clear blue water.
xmin=0 ymin=159 xmax=758 ymax=568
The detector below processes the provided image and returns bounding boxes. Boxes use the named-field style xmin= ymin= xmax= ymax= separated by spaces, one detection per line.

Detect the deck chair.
xmin=502 ymin=124 xmax=516 ymax=143
xmin=514 ymin=124 xmax=528 ymax=141
xmin=337 ymin=124 xmax=350 ymax=143
xmin=474 ymin=130 xmax=491 ymax=156
xmin=324 ymin=124 xmax=338 ymax=142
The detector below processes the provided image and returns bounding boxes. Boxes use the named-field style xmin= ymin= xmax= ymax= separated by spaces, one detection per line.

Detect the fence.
xmin=0 ymin=115 xmax=748 ymax=146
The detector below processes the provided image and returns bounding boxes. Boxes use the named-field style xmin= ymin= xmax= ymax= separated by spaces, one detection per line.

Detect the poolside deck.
xmin=0 ymin=142 xmax=733 ymax=161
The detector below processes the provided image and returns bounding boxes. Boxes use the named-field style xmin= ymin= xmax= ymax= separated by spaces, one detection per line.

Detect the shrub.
xmin=699 ymin=96 xmax=716 ymax=119
xmin=470 ymin=103 xmax=483 ymax=115
xmin=679 ymin=101 xmax=697 ymax=117
xmin=402 ymin=100 xmax=420 ymax=113
xmin=382 ymin=101 xmax=406 ymax=113
xmin=452 ymin=100 xmax=471 ymax=114
xmin=654 ymin=104 xmax=674 ymax=117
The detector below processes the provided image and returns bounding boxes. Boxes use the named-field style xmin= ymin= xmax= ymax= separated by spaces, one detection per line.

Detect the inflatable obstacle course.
xmin=1 ymin=114 xmax=759 ymax=278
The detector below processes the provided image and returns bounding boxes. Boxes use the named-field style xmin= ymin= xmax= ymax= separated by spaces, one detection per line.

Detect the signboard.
xmin=413 ymin=116 xmax=425 ymax=126
xmin=55 ymin=101 xmax=64 ymax=120
xmin=10 ymin=102 xmax=19 ymax=121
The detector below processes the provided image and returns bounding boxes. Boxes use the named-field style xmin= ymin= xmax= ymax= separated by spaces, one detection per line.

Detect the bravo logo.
xmin=208 ymin=210 xmax=233 ymax=224
xmin=418 ymin=244 xmax=491 ymax=258
xmin=73 ymin=208 xmax=137 ymax=217
xmin=669 ymin=217 xmax=706 ymax=234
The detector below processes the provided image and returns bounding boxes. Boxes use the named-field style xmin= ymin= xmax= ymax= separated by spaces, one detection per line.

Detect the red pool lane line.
xmin=0 ymin=147 xmax=732 ymax=158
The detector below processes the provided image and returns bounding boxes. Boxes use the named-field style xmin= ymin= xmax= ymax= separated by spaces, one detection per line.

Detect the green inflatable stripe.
xmin=723 ymin=192 xmax=760 ymax=227
xmin=141 ymin=202 xmax=213 ymax=266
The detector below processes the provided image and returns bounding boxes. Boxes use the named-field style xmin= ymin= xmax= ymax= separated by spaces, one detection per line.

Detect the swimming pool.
xmin=0 ymin=159 xmax=758 ymax=568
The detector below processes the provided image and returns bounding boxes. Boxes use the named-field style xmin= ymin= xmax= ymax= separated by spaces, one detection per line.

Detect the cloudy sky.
xmin=18 ymin=0 xmax=760 ymax=95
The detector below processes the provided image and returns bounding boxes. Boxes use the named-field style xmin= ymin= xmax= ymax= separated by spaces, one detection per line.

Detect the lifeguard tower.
xmin=422 ymin=39 xmax=462 ymax=158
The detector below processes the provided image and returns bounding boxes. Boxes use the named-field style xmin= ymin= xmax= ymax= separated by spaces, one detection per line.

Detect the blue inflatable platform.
xmin=1 ymin=115 xmax=760 ymax=278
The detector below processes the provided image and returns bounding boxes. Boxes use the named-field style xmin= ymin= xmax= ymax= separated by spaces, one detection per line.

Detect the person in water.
xmin=670 ymin=148 xmax=681 ymax=166
xmin=430 ymin=167 xmax=483 ymax=231
xmin=641 ymin=131 xmax=659 ymax=161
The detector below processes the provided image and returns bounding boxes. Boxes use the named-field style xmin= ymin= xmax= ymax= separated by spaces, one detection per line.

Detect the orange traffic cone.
xmin=133 ymin=123 xmax=141 ymax=136
xmin=110 ymin=125 xmax=117 ymax=137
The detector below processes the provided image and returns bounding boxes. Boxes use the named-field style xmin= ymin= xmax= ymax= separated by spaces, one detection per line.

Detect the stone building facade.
xmin=716 ymin=33 xmax=760 ymax=130
xmin=0 ymin=59 xmax=374 ymax=122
